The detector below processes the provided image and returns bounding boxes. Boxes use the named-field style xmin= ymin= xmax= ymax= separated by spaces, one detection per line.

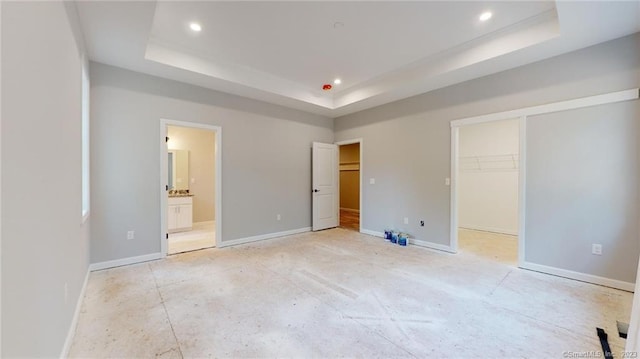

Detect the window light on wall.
xmin=81 ymin=59 xmax=90 ymax=222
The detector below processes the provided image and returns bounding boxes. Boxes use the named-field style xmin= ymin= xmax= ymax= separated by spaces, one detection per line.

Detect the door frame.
xmin=160 ymin=119 xmax=222 ymax=256
xmin=449 ymin=117 xmax=526 ymax=266
xmin=335 ymin=138 xmax=363 ymax=232
xmin=449 ymin=88 xmax=640 ymax=268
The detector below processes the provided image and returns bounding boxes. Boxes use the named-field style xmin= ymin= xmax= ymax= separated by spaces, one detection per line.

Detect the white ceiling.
xmin=75 ymin=1 xmax=640 ymax=117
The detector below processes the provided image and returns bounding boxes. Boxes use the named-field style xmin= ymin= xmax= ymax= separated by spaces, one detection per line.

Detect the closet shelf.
xmin=340 ymin=163 xmax=360 ymax=171
xmin=459 ymin=153 xmax=519 ymax=172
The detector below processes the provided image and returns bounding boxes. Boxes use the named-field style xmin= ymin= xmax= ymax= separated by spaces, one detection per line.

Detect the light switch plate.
xmin=369 ymin=178 xmax=375 ymax=184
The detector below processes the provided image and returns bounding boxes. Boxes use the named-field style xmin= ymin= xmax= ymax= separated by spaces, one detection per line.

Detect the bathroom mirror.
xmin=168 ymin=149 xmax=189 ymax=191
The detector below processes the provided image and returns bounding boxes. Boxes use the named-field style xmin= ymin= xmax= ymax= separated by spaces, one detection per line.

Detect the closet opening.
xmin=337 ymin=140 xmax=362 ymax=232
xmin=455 ymin=118 xmax=520 ymax=265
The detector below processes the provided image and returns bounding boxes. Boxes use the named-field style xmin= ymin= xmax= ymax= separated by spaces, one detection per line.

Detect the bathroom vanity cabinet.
xmin=168 ymin=196 xmax=193 ymax=233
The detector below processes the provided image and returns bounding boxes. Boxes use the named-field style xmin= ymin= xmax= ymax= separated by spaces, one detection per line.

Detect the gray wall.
xmin=90 ymin=63 xmax=333 ymax=263
xmin=526 ymin=101 xmax=639 ymax=283
xmin=1 ymin=2 xmax=90 ymax=357
xmin=335 ymin=33 xmax=639 ymax=283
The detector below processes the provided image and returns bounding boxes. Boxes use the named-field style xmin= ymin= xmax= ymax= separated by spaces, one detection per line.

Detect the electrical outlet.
xmin=420 ymin=220 xmax=425 ymax=227
xmin=445 ymin=178 xmax=451 ymax=186
xmin=592 ymin=244 xmax=602 ymax=255
xmin=277 ymin=214 xmax=281 ymax=221
xmin=369 ymin=178 xmax=376 ymax=185
xmin=403 ymin=217 xmax=409 ymax=225
xmin=127 ymin=230 xmax=135 ymax=240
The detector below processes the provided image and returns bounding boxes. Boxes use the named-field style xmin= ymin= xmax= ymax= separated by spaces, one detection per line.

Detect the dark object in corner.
xmin=618 ymin=320 xmax=629 ymax=339
xmin=596 ymin=327 xmax=614 ymax=359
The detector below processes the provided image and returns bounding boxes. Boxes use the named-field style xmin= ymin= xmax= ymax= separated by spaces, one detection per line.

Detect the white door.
xmin=312 ymin=142 xmax=338 ymax=231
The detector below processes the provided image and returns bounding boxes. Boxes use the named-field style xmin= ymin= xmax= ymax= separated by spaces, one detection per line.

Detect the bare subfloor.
xmin=70 ymin=228 xmax=632 ymax=358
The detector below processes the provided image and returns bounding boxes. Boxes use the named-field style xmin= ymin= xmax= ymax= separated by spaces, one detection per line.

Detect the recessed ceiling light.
xmin=189 ymin=22 xmax=202 ymax=32
xmin=479 ymin=11 xmax=492 ymax=22
xmin=334 ymin=78 xmax=342 ymax=85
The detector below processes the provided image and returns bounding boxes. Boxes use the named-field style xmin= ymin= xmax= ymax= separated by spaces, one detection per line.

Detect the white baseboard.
xmin=520 ymin=261 xmax=635 ymax=292
xmin=360 ymin=228 xmax=456 ymax=254
xmin=360 ymin=228 xmax=383 ymax=238
xmin=362 ymin=229 xmax=631 ymax=290
xmin=459 ymin=225 xmax=518 ymax=236
xmin=89 ymin=252 xmax=164 ymax=271
xmin=409 ymin=238 xmax=456 ymax=253
xmin=60 ymin=269 xmax=90 ymax=358
xmin=339 ymin=207 xmax=360 ymax=213
xmin=218 ymin=227 xmax=311 ymax=248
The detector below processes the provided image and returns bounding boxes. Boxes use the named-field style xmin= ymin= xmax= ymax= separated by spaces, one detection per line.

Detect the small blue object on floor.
xmin=398 ymin=233 xmax=408 ymax=246
xmin=391 ymin=232 xmax=399 ymax=244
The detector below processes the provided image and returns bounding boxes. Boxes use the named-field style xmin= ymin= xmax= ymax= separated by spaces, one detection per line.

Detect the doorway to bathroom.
xmin=160 ymin=119 xmax=221 ymax=255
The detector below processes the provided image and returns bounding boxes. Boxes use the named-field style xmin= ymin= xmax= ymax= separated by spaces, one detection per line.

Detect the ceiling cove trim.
xmin=144 ymin=8 xmax=560 ymax=114
xmin=145 ymin=41 xmax=334 ymax=109
xmin=332 ymin=9 xmax=560 ymax=110
xmin=450 ymin=88 xmax=640 ymax=127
